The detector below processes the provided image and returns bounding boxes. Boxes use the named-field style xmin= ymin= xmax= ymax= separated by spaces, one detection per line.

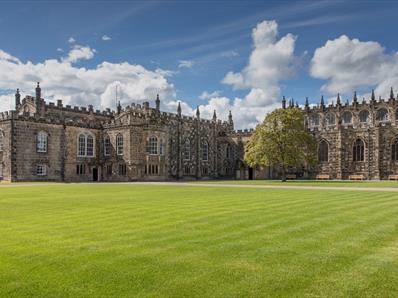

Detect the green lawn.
xmin=1 ymin=184 xmax=398 ymax=297
xmin=194 ymin=179 xmax=398 ymax=188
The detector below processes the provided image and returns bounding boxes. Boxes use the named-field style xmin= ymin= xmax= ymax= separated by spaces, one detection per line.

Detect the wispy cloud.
xmin=68 ymin=37 xmax=76 ymax=43
xmin=178 ymin=60 xmax=194 ymax=69
xmin=102 ymin=35 xmax=111 ymax=41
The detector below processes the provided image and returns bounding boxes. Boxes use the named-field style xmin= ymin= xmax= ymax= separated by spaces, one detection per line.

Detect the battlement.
xmin=0 ymin=111 xmax=13 ymax=121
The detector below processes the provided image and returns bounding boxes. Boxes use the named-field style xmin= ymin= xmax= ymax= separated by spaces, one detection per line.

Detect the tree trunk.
xmin=281 ymin=165 xmax=286 ymax=182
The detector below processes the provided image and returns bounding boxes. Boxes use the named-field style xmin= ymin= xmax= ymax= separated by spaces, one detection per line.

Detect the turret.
xmin=155 ymin=94 xmax=160 ymax=111
xmin=117 ymin=101 xmax=121 ymax=114
xmin=15 ymin=88 xmax=21 ymax=108
xmin=282 ymin=96 xmax=286 ymax=109
xmin=353 ymin=91 xmax=358 ymax=104
xmin=228 ymin=110 xmax=233 ymax=128
xmin=177 ymin=101 xmax=181 ymax=117
xmin=336 ymin=93 xmax=341 ymax=106
xmin=320 ymin=95 xmax=325 ymax=111
xmin=196 ymin=106 xmax=200 ymax=119
xmin=35 ymin=82 xmax=41 ymax=100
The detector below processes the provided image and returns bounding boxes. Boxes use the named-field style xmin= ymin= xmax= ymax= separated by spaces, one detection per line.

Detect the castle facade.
xmin=0 ymin=83 xmax=268 ymax=182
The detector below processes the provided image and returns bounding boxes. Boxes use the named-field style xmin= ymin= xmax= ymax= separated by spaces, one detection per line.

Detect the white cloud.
xmin=310 ymin=35 xmax=398 ymax=97
xmin=178 ymin=60 xmax=194 ymax=69
xmin=0 ymin=48 xmax=176 ymax=113
xmin=202 ymin=19 xmax=298 ymax=128
xmin=221 ymin=50 xmax=239 ymax=58
xmin=56 ymin=48 xmax=64 ymax=52
xmin=62 ymin=45 xmax=96 ymax=64
xmin=199 ymin=90 xmax=222 ymax=100
xmin=102 ymin=35 xmax=111 ymax=41
xmin=68 ymin=37 xmax=76 ymax=43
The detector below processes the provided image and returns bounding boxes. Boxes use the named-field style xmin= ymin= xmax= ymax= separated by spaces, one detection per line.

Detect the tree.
xmin=244 ymin=107 xmax=317 ymax=181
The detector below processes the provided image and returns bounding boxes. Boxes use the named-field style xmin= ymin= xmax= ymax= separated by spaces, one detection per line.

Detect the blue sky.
xmin=1 ymin=0 xmax=398 ymax=128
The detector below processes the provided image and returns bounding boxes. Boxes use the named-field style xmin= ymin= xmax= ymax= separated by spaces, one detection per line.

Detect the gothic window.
xmin=310 ymin=114 xmax=320 ymax=127
xmin=325 ymin=113 xmax=335 ymax=126
xmin=116 ymin=134 xmax=123 ymax=156
xmin=77 ymin=132 xmax=95 ymax=157
xmin=184 ymin=139 xmax=191 ymax=160
xmin=104 ymin=136 xmax=111 ymax=156
xmin=353 ymin=139 xmax=365 ymax=162
xmin=342 ymin=112 xmax=352 ymax=124
xmin=201 ymin=166 xmax=208 ymax=176
xmin=226 ymin=144 xmax=232 ymax=159
xmin=76 ymin=164 xmax=86 ymax=175
xmin=202 ymin=141 xmax=209 ymax=161
xmin=392 ymin=138 xmax=398 ymax=161
xmin=0 ymin=130 xmax=4 ymax=152
xmin=318 ymin=140 xmax=329 ymax=162
xmin=184 ymin=165 xmax=191 ymax=175
xmin=148 ymin=136 xmax=158 ymax=155
xmin=376 ymin=108 xmax=389 ymax=122
xmin=36 ymin=131 xmax=48 ymax=153
xmin=359 ymin=110 xmax=369 ymax=123
xmin=106 ymin=164 xmax=112 ymax=175
xmin=36 ymin=164 xmax=47 ymax=176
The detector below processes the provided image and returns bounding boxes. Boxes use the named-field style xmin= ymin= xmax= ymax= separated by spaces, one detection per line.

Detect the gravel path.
xmin=2 ymin=181 xmax=398 ymax=192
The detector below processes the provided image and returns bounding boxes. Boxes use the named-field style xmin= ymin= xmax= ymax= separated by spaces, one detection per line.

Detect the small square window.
xmin=36 ymin=164 xmax=47 ymax=176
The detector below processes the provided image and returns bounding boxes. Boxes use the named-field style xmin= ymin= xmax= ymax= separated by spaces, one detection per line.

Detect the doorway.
xmin=248 ymin=167 xmax=254 ymax=180
xmin=92 ymin=168 xmax=98 ymax=182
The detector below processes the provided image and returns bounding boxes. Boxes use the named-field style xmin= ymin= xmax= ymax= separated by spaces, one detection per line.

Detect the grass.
xmin=194 ymin=179 xmax=398 ymax=188
xmin=1 ymin=184 xmax=398 ymax=297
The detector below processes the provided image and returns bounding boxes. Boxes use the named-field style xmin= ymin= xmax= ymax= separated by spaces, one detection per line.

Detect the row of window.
xmin=183 ymin=142 xmax=232 ymax=161
xmin=318 ymin=138 xmax=398 ymax=162
xmin=310 ymin=108 xmax=392 ymax=127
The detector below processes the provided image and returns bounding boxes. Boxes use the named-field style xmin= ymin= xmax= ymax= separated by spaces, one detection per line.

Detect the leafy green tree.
xmin=244 ymin=107 xmax=317 ymax=181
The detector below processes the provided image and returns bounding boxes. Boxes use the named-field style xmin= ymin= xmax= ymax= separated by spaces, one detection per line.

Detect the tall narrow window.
xmin=159 ymin=139 xmax=164 ymax=155
xmin=104 ymin=136 xmax=111 ymax=156
xmin=353 ymin=139 xmax=365 ymax=162
xmin=116 ymin=134 xmax=123 ymax=156
xmin=310 ymin=114 xmax=320 ymax=127
xmin=325 ymin=113 xmax=335 ymax=126
xmin=37 ymin=131 xmax=48 ymax=153
xmin=78 ymin=134 xmax=86 ymax=157
xmin=318 ymin=140 xmax=329 ymax=162
xmin=148 ymin=136 xmax=158 ymax=155
xmin=86 ymin=135 xmax=94 ymax=157
xmin=392 ymin=138 xmax=398 ymax=161
xmin=202 ymin=141 xmax=208 ymax=161
xmin=184 ymin=139 xmax=191 ymax=160
xmin=0 ymin=162 xmax=3 ymax=178
xmin=226 ymin=144 xmax=232 ymax=159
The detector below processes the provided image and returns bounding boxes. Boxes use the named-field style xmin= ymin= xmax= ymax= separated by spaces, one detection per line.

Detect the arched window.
xmin=184 ymin=139 xmax=191 ymax=160
xmin=36 ymin=131 xmax=48 ymax=153
xmin=104 ymin=135 xmax=111 ymax=156
xmin=0 ymin=130 xmax=4 ymax=152
xmin=318 ymin=140 xmax=329 ymax=162
xmin=310 ymin=114 xmax=320 ymax=127
xmin=226 ymin=144 xmax=232 ymax=159
xmin=202 ymin=141 xmax=209 ymax=161
xmin=116 ymin=134 xmax=123 ymax=156
xmin=77 ymin=132 xmax=95 ymax=157
xmin=376 ymin=108 xmax=389 ymax=122
xmin=325 ymin=113 xmax=335 ymax=126
xmin=342 ymin=111 xmax=352 ymax=124
xmin=148 ymin=136 xmax=158 ymax=155
xmin=359 ymin=110 xmax=369 ymax=123
xmin=353 ymin=139 xmax=365 ymax=162
xmin=392 ymin=138 xmax=398 ymax=161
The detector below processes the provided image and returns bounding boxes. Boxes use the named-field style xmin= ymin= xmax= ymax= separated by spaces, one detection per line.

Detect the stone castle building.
xmin=2 ymin=82 xmax=397 ymax=182
xmin=0 ymin=83 xmax=269 ymax=182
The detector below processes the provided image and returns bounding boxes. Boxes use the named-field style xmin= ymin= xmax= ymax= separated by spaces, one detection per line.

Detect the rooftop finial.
xmin=228 ymin=110 xmax=233 ymax=123
xmin=155 ymin=94 xmax=160 ymax=110
xmin=213 ymin=109 xmax=217 ymax=121
xmin=177 ymin=101 xmax=182 ymax=117
xmin=390 ymin=87 xmax=394 ymax=100
xmin=282 ymin=96 xmax=286 ymax=109
xmin=305 ymin=97 xmax=309 ymax=107
xmin=15 ymin=88 xmax=21 ymax=108
xmin=353 ymin=91 xmax=358 ymax=103
xmin=337 ymin=93 xmax=341 ymax=106
xmin=196 ymin=106 xmax=200 ymax=118
xmin=371 ymin=89 xmax=375 ymax=102
xmin=35 ymin=82 xmax=41 ymax=99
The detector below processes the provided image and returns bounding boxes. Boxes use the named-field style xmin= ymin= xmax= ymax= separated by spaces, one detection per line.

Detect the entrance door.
xmin=248 ymin=167 xmax=254 ymax=180
xmin=92 ymin=168 xmax=98 ymax=182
